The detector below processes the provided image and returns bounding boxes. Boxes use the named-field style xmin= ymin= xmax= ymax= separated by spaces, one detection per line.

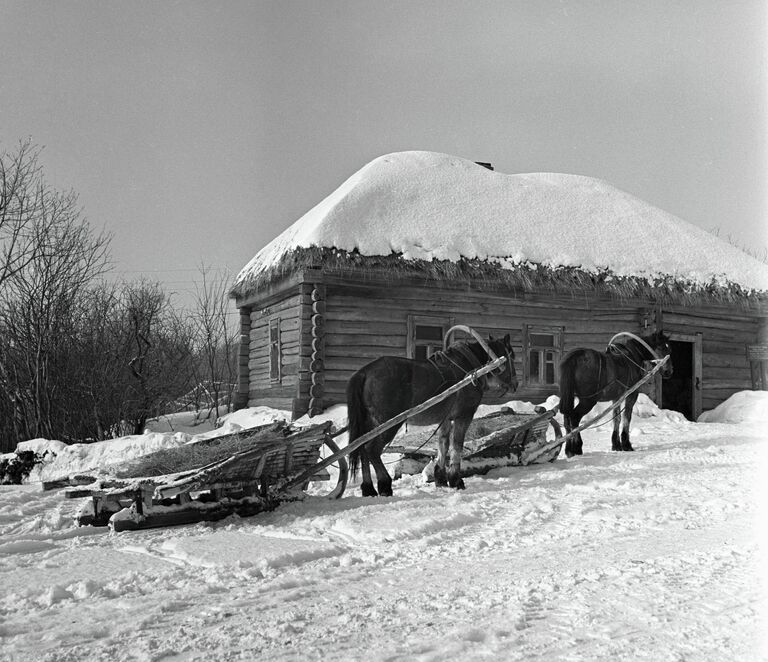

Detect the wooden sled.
xmin=386 ymin=406 xmax=563 ymax=480
xmin=60 ymin=420 xmax=348 ymax=532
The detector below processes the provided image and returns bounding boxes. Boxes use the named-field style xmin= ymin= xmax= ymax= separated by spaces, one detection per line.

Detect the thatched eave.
xmin=230 ymin=247 xmax=767 ymax=309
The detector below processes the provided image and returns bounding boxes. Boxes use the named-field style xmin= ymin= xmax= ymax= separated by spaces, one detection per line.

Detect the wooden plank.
xmin=704 ymin=366 xmax=753 ymax=381
xmin=325 ymin=335 xmax=406 ymax=350
xmin=325 ymin=319 xmax=406 ymax=335
xmin=703 ymin=340 xmax=754 ymax=355
xmin=664 ymin=310 xmax=758 ymax=328
xmin=703 ymin=354 xmax=750 ymax=369
xmin=324 ymin=278 xmax=629 ymax=308
xmin=703 ymin=379 xmax=752 ymax=390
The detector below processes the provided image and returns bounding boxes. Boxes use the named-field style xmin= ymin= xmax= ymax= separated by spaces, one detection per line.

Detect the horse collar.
xmin=453 ymin=343 xmax=484 ymax=371
xmin=608 ymin=331 xmax=661 ymax=362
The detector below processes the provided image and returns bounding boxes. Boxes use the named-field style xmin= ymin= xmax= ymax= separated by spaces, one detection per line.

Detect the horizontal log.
xmin=702 ymin=379 xmax=752 ymax=390
xmin=704 ymin=366 xmax=752 ymax=381
xmin=326 ymin=281 xmax=630 ymax=309
xmin=703 ymin=354 xmax=749 ymax=369
xmin=664 ymin=310 xmax=758 ymax=327
xmin=325 ymin=318 xmax=406 ymax=335
xmin=249 ymin=294 xmax=303 ymax=316
xmin=327 ymin=300 xmax=638 ymax=329
xmin=703 ymin=340 xmax=752 ymax=355
xmin=251 ymin=316 xmax=301 ymax=334
xmin=325 ymin=335 xmax=406 ymax=350
xmin=246 ymin=395 xmax=295 ymax=410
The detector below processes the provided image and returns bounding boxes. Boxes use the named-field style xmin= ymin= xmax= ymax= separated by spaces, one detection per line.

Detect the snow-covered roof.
xmin=233 ymin=151 xmax=768 ymax=299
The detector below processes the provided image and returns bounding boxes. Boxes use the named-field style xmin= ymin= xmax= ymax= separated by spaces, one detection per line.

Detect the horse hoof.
xmin=449 ymin=476 xmax=465 ymax=490
xmin=434 ymin=466 xmax=448 ymax=487
xmin=622 ymin=445 xmax=635 ymax=452
xmin=361 ymin=484 xmax=378 ymax=497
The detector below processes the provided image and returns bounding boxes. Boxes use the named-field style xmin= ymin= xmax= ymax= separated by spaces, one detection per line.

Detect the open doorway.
xmin=661 ymin=333 xmax=702 ymax=420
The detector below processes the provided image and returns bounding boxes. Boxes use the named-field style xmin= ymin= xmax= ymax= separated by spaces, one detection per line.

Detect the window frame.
xmin=523 ymin=324 xmax=563 ymax=387
xmin=406 ymin=314 xmax=453 ymax=360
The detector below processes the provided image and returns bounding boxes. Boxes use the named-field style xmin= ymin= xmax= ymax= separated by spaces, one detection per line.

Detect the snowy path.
xmin=1 ymin=417 xmax=766 ymax=661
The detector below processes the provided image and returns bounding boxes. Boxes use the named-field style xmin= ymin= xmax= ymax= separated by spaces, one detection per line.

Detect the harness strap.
xmin=427 ymin=343 xmax=488 ymax=392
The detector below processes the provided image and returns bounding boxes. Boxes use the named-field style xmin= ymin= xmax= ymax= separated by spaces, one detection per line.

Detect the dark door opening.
xmin=662 ymin=340 xmax=694 ymax=420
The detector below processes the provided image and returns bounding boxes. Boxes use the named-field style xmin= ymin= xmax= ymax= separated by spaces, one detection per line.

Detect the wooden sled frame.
xmin=62 ymin=421 xmax=349 ymax=532
xmin=387 ymin=405 xmax=563 ymax=480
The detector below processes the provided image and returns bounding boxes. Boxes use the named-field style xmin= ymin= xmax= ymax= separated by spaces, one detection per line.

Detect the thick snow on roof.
xmin=236 ymin=151 xmax=768 ymax=293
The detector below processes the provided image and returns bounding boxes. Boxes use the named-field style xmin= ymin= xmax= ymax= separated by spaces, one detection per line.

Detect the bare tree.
xmin=118 ymin=281 xmax=197 ymax=434
xmin=0 ymin=140 xmax=203 ymax=449
xmin=190 ymin=264 xmax=237 ymax=421
xmin=0 ymin=140 xmax=52 ymax=295
xmin=0 ymin=142 xmax=112 ymax=448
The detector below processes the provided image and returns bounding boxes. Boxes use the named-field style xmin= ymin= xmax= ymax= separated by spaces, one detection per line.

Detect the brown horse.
xmin=559 ymin=331 xmax=673 ymax=456
xmin=346 ymin=335 xmax=517 ymax=496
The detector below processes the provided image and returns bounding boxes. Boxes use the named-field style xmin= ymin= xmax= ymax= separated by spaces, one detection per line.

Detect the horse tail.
xmin=558 ymin=351 xmax=578 ymax=416
xmin=346 ymin=370 xmax=368 ymax=480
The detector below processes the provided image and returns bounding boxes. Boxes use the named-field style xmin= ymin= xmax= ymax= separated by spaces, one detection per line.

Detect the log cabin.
xmin=230 ymin=152 xmax=768 ymax=421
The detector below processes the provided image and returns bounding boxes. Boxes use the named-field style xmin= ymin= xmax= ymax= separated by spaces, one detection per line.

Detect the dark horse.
xmin=346 ymin=335 xmax=518 ymax=496
xmin=559 ymin=331 xmax=673 ymax=456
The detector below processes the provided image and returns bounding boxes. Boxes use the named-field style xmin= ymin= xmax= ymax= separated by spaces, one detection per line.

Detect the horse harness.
xmin=583 ymin=339 xmax=659 ymax=400
xmin=427 ymin=341 xmax=513 ymax=394
xmin=427 ymin=344 xmax=486 ymax=393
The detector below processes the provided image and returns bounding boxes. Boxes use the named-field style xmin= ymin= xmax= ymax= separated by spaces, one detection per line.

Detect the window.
xmin=524 ymin=325 xmax=563 ymax=386
xmin=269 ymin=318 xmax=281 ymax=382
xmin=407 ymin=315 xmax=451 ymax=360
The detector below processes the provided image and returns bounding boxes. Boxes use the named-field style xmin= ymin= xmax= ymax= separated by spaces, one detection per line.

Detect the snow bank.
xmin=235 ymin=151 xmax=768 ymax=293
xmin=698 ymin=390 xmax=768 ymax=424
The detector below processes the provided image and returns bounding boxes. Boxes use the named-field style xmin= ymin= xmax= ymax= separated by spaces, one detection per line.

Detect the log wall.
xmin=239 ymin=273 xmax=764 ymax=418
xmin=664 ymin=305 xmax=759 ymax=410
xmin=320 ymin=280 xmax=646 ymax=408
xmin=247 ymin=288 xmax=305 ymax=415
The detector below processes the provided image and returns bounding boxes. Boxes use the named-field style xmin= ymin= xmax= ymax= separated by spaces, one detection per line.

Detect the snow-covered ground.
xmin=1 ymin=394 xmax=767 ymax=662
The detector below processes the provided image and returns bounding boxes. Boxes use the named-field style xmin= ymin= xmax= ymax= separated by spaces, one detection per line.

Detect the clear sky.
xmin=1 ymin=1 xmax=766 ymax=307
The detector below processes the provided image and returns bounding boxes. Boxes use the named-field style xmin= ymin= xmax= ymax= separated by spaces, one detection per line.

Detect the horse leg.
xmin=563 ymin=412 xmax=577 ymax=457
xmin=434 ymin=419 xmax=452 ymax=487
xmin=565 ymin=399 xmax=594 ymax=456
xmin=368 ymin=428 xmax=401 ymax=497
xmin=446 ymin=417 xmax=471 ymax=490
xmin=620 ymin=393 xmax=638 ymax=451
xmin=611 ymin=401 xmax=622 ymax=451
xmin=359 ymin=446 xmax=378 ymax=497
